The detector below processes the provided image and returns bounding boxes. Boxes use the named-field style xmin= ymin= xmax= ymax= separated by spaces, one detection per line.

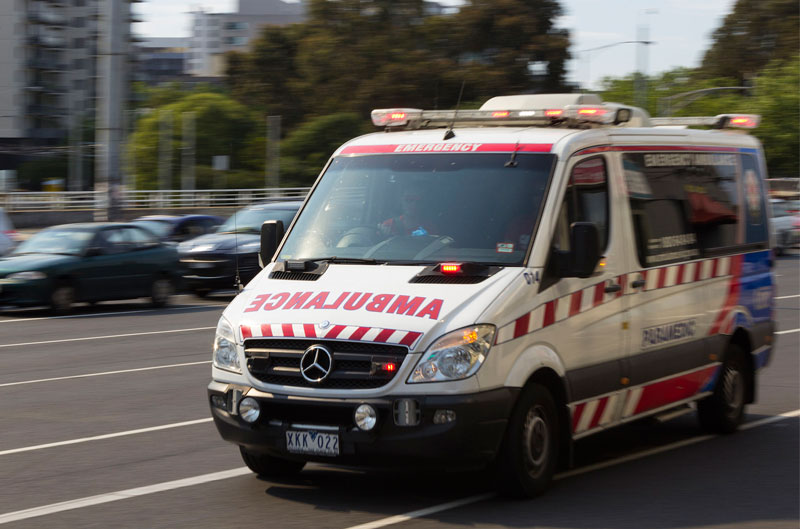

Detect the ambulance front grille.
xmin=244 ymin=338 xmax=408 ymax=389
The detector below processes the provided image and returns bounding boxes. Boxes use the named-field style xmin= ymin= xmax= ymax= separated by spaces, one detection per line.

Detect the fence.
xmin=0 ymin=188 xmax=311 ymax=212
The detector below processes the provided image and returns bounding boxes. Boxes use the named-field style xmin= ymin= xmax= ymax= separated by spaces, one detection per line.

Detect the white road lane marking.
xmin=0 ymin=409 xmax=797 ymax=526
xmin=0 ymin=468 xmax=252 ymax=525
xmin=0 ymin=327 xmax=215 ymax=348
xmin=776 ymin=328 xmax=800 ymax=335
xmin=0 ymin=419 xmax=213 ymax=456
xmin=0 ymin=304 xmax=227 ymax=324
xmin=0 ymin=361 xmax=211 ymax=388
xmin=775 ymin=294 xmax=800 ymax=300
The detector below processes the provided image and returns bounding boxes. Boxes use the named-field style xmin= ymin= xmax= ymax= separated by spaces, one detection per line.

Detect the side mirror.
xmin=259 ymin=220 xmax=285 ymax=268
xmin=568 ymin=222 xmax=601 ymax=278
xmin=554 ymin=222 xmax=601 ymax=279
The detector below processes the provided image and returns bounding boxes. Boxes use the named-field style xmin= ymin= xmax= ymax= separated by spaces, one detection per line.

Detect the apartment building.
xmin=0 ymin=0 xmax=138 ymax=145
xmin=188 ymin=0 xmax=306 ymax=77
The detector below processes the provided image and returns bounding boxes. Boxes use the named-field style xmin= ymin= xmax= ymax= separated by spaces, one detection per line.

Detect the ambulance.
xmin=208 ymin=93 xmax=775 ymax=497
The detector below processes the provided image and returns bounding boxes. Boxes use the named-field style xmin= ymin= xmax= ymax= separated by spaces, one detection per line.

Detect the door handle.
xmin=604 ymin=283 xmax=622 ymax=293
xmin=631 ymin=279 xmax=646 ymax=289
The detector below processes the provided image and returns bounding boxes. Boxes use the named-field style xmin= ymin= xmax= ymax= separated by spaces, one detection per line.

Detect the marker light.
xmin=577 ymin=107 xmax=606 ymax=116
xmin=722 ymin=114 xmax=760 ymax=129
xmin=492 ymin=111 xmax=510 ymax=118
xmin=371 ymin=108 xmax=423 ymax=127
xmin=440 ymin=263 xmax=461 ymax=274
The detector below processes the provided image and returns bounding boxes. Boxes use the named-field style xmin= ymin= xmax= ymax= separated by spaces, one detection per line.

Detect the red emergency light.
xmin=545 ymin=109 xmax=563 ymax=117
xmin=440 ymin=263 xmax=462 ymax=274
xmin=492 ymin=111 xmax=510 ymax=118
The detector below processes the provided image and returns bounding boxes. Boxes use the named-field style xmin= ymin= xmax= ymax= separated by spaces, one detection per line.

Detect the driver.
xmin=379 ymin=185 xmax=440 ymax=237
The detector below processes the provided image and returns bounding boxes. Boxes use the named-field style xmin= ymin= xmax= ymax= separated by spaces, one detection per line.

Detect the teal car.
xmin=0 ymin=223 xmax=179 ymax=313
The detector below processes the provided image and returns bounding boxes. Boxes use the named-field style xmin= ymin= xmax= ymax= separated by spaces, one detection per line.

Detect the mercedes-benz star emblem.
xmin=300 ymin=345 xmax=334 ymax=383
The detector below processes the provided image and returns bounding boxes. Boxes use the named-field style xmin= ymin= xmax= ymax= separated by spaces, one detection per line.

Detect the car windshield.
xmin=279 ymin=153 xmax=556 ymax=265
xmin=12 ymin=227 xmax=95 ymax=256
xmin=217 ymin=207 xmax=298 ymax=234
xmin=131 ymin=220 xmax=173 ymax=238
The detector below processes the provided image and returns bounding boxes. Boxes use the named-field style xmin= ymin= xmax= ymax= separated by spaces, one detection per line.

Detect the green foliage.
xmin=751 ymin=56 xmax=799 ymax=177
xmin=227 ymin=0 xmax=571 ymax=128
xmin=699 ymin=0 xmax=799 ymax=84
xmin=127 ymin=92 xmax=261 ymax=189
xmin=280 ymin=113 xmax=372 ymax=186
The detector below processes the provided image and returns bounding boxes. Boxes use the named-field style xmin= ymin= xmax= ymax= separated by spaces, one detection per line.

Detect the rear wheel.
xmin=150 ymin=276 xmax=173 ymax=307
xmin=698 ymin=343 xmax=747 ymax=434
xmin=495 ymin=384 xmax=559 ymax=498
xmin=239 ymin=447 xmax=305 ymax=478
xmin=50 ymin=283 xmax=75 ymax=315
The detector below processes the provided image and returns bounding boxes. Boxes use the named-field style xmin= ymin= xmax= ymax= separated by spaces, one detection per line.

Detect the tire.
xmin=697 ymin=343 xmax=747 ymax=434
xmin=495 ymin=384 xmax=559 ymax=498
xmin=50 ymin=283 xmax=75 ymax=315
xmin=150 ymin=276 xmax=173 ymax=308
xmin=193 ymin=289 xmax=210 ymax=299
xmin=239 ymin=447 xmax=305 ymax=478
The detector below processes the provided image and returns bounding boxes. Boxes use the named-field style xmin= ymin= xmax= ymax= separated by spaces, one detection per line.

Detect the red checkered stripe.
xmin=239 ymin=323 xmax=423 ymax=348
xmin=495 ymin=255 xmax=736 ymax=345
xmin=570 ymin=364 xmax=720 ymax=437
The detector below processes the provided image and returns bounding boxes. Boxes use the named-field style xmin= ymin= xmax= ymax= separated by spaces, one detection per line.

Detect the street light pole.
xmin=578 ymin=40 xmax=654 ymax=92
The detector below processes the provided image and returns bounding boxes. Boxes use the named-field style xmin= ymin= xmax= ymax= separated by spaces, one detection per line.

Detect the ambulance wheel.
xmin=239 ymin=447 xmax=305 ymax=478
xmin=496 ymin=383 xmax=559 ymax=498
xmin=697 ymin=343 xmax=747 ymax=434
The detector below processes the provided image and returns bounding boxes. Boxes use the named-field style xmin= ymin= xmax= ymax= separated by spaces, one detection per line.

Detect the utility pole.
xmin=267 ymin=115 xmax=280 ymax=195
xmin=182 ymin=112 xmax=196 ymax=190
xmin=158 ymin=109 xmax=173 ymax=191
xmin=95 ymin=0 xmax=125 ymax=221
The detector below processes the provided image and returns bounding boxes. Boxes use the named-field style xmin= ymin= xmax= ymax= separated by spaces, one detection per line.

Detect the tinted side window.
xmin=553 ymin=156 xmax=609 ymax=251
xmin=624 ymin=152 xmax=742 ymax=267
xmin=741 ymin=154 xmax=768 ymax=244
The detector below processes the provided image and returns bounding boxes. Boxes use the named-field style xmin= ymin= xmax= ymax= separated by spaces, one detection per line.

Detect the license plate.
xmin=286 ymin=430 xmax=339 ymax=456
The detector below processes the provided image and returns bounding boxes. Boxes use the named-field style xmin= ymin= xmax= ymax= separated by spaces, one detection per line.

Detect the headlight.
xmin=213 ymin=316 xmax=240 ymax=373
xmin=408 ymin=325 xmax=495 ymax=383
xmin=7 ymin=271 xmax=47 ymax=280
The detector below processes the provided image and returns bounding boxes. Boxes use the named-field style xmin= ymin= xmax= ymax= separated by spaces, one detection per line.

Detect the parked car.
xmin=0 ymin=223 xmax=179 ymax=313
xmin=0 ymin=207 xmax=17 ymax=256
xmin=178 ymin=201 xmax=302 ymax=297
xmin=770 ymin=199 xmax=800 ymax=255
xmin=130 ymin=214 xmax=223 ymax=244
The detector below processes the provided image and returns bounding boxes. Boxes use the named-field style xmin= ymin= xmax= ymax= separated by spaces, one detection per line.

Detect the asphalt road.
xmin=0 ymin=257 xmax=797 ymax=529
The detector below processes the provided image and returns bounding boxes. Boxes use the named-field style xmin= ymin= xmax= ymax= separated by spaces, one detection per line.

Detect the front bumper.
xmin=0 ymin=279 xmax=50 ymax=307
xmin=208 ymin=382 xmax=518 ymax=469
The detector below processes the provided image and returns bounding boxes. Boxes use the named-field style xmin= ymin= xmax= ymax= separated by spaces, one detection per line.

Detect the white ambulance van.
xmin=208 ymin=94 xmax=775 ymax=497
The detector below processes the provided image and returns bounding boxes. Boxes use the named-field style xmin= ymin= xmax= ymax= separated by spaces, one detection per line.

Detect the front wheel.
xmin=239 ymin=447 xmax=305 ymax=478
xmin=50 ymin=283 xmax=75 ymax=315
xmin=495 ymin=384 xmax=559 ymax=498
xmin=697 ymin=343 xmax=747 ymax=434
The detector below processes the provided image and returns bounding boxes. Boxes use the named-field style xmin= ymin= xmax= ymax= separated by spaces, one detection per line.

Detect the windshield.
xmin=279 ymin=153 xmax=555 ymax=265
xmin=13 ymin=227 xmax=95 ymax=256
xmin=218 ymin=207 xmax=298 ymax=234
xmin=131 ymin=220 xmax=173 ymax=238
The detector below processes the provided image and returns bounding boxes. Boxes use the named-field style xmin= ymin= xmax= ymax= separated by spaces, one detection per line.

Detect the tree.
xmin=751 ymin=56 xmax=799 ymax=177
xmin=127 ymin=92 xmax=262 ymax=189
xmin=699 ymin=0 xmax=799 ymax=84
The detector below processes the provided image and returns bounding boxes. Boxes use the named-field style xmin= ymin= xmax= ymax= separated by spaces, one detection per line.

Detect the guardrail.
xmin=0 ymin=188 xmax=311 ymax=212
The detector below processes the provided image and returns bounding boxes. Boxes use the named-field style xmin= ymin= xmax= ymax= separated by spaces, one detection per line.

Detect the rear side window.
xmin=624 ymin=152 xmax=744 ymax=267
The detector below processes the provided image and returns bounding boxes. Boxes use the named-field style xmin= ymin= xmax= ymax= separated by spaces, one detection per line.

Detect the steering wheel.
xmin=363 ymin=234 xmax=454 ymax=259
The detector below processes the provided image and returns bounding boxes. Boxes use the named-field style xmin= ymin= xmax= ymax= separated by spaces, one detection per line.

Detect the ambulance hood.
xmin=224 ymin=263 xmax=525 ymax=350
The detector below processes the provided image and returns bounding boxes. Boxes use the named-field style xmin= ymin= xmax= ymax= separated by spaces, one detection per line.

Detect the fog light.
xmin=354 ymin=404 xmax=377 ymax=431
xmin=239 ymin=397 xmax=260 ymax=423
xmin=433 ymin=409 xmax=456 ymax=424
xmin=211 ymin=395 xmax=227 ymax=410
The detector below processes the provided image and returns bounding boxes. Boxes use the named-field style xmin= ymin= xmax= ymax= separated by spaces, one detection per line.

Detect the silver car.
xmin=0 ymin=207 xmax=16 ymax=256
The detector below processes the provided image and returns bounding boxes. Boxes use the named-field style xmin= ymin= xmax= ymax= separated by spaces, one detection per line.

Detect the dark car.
xmin=0 ymin=223 xmax=179 ymax=313
xmin=130 ymin=214 xmax=223 ymax=244
xmin=177 ymin=201 xmax=302 ymax=297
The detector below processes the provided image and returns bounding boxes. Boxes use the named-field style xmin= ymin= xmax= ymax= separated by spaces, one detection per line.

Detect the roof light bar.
xmin=371 ymin=108 xmax=423 ymax=127
xmin=650 ymin=114 xmax=760 ymax=129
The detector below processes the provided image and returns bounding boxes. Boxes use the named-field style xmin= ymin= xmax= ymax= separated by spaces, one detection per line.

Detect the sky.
xmin=133 ymin=0 xmax=737 ymax=90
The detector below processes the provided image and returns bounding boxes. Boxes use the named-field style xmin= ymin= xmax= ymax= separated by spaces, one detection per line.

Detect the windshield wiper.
xmin=312 ymin=257 xmax=381 ymax=265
